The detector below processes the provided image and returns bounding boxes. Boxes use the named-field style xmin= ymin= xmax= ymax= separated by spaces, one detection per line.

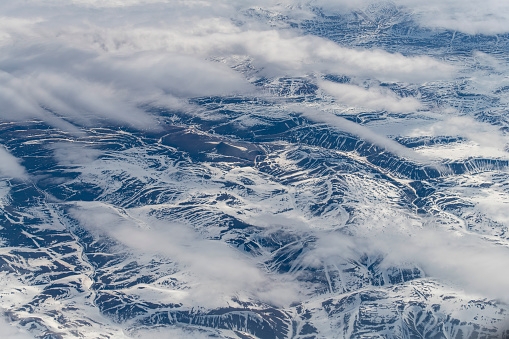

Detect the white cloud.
xmin=50 ymin=142 xmax=102 ymax=166
xmin=410 ymin=115 xmax=509 ymax=159
xmin=89 ymin=53 xmax=254 ymax=98
xmin=298 ymin=214 xmax=509 ymax=304
xmin=0 ymin=0 xmax=456 ymax=132
xmin=296 ymin=105 xmax=434 ymax=165
xmin=132 ymin=325 xmax=224 ymax=339
xmin=307 ymin=0 xmax=509 ymax=35
xmin=64 ymin=0 xmax=171 ymax=7
xmin=0 ymin=146 xmax=27 ymax=180
xmin=0 ymin=69 xmax=156 ymax=131
xmin=0 ymin=316 xmax=33 ymax=339
xmin=376 ymin=226 xmax=509 ymax=303
xmin=394 ymin=0 xmax=509 ymax=35
xmin=70 ymin=203 xmax=300 ymax=309
xmin=319 ymin=80 xmax=422 ymax=113
xmin=235 ymin=31 xmax=453 ymax=82
xmin=0 ymin=17 xmax=43 ymax=43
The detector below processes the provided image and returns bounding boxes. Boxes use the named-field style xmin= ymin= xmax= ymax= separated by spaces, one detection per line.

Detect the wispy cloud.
xmin=0 ymin=315 xmax=33 ymax=339
xmin=133 ymin=326 xmax=220 ymax=339
xmin=0 ymin=0 xmax=454 ymax=132
xmin=309 ymin=0 xmax=509 ymax=35
xmin=410 ymin=115 xmax=509 ymax=159
xmin=319 ymin=80 xmax=422 ymax=113
xmin=377 ymin=226 xmax=509 ymax=303
xmin=70 ymin=203 xmax=300 ymax=309
xmin=298 ymin=213 xmax=509 ymax=304
xmin=295 ymin=105 xmax=433 ymax=164
xmin=0 ymin=147 xmax=27 ymax=180
xmin=395 ymin=0 xmax=509 ymax=35
xmin=50 ymin=142 xmax=102 ymax=166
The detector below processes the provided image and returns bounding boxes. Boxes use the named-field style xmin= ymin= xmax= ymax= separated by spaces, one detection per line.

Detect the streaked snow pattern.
xmin=0 ymin=0 xmax=509 ymax=338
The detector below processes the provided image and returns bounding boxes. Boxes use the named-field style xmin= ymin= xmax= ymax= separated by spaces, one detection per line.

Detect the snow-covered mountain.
xmin=0 ymin=1 xmax=509 ymax=338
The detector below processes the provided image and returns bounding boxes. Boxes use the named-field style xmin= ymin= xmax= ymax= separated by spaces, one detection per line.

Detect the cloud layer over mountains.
xmin=1 ymin=0 xmax=507 ymax=154
xmin=1 ymin=0 xmax=509 ymax=337
xmin=0 ymin=0 xmax=454 ymax=129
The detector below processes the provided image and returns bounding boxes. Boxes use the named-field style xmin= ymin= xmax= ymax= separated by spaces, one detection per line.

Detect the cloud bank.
xmin=0 ymin=0 xmax=454 ymax=132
